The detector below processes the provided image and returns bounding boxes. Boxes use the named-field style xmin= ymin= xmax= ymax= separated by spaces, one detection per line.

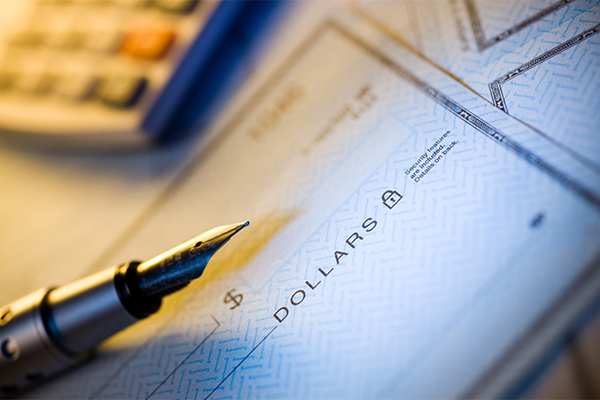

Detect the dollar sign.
xmin=224 ymin=289 xmax=243 ymax=310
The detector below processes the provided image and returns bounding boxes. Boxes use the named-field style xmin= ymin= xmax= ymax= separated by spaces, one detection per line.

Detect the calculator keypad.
xmin=0 ymin=0 xmax=200 ymax=111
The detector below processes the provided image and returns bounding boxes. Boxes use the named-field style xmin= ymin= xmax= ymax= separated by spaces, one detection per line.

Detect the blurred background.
xmin=0 ymin=0 xmax=599 ymax=398
xmin=0 ymin=0 xmax=283 ymax=146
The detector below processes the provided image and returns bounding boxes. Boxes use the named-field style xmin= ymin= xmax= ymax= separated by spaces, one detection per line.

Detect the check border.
xmin=465 ymin=0 xmax=575 ymax=51
xmin=489 ymin=23 xmax=600 ymax=113
xmin=324 ymin=21 xmax=600 ymax=208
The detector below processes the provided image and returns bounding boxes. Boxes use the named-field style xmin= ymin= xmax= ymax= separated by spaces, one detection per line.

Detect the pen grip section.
xmin=114 ymin=261 xmax=162 ymax=319
xmin=45 ymin=266 xmax=141 ymax=356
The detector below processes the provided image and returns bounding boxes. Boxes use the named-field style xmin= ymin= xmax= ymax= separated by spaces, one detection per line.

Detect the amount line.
xmin=205 ymin=326 xmax=278 ymax=399
xmin=146 ymin=315 xmax=221 ymax=399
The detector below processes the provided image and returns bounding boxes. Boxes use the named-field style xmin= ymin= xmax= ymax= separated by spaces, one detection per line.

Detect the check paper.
xmin=13 ymin=1 xmax=600 ymax=398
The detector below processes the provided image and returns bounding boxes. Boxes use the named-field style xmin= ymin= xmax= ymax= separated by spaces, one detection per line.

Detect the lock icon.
xmin=382 ymin=190 xmax=402 ymax=209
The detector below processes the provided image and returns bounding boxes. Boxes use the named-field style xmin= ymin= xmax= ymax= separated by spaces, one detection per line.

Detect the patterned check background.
xmin=22 ymin=10 xmax=600 ymax=399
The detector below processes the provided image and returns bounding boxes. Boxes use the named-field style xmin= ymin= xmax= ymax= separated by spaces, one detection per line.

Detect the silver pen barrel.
xmin=0 ymin=222 xmax=248 ymax=396
xmin=0 ymin=265 xmax=139 ymax=395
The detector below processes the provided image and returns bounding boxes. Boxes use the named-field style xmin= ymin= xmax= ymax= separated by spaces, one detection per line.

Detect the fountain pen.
xmin=0 ymin=222 xmax=248 ymax=395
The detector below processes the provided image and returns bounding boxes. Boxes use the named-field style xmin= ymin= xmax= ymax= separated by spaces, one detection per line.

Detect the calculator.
xmin=0 ymin=0 xmax=242 ymax=147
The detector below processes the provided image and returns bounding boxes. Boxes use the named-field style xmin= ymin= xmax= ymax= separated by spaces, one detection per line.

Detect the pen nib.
xmin=136 ymin=221 xmax=249 ymax=298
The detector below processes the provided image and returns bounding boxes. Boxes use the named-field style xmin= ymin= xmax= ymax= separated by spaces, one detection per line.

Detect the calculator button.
xmin=113 ymin=0 xmax=151 ymax=8
xmin=52 ymin=0 xmax=73 ymax=6
xmin=46 ymin=31 xmax=83 ymax=50
xmin=96 ymin=74 xmax=147 ymax=108
xmin=84 ymin=31 xmax=123 ymax=54
xmin=55 ymin=74 xmax=97 ymax=101
xmin=15 ymin=74 xmax=54 ymax=95
xmin=9 ymin=31 xmax=44 ymax=48
xmin=121 ymin=26 xmax=175 ymax=60
xmin=76 ymin=0 xmax=109 ymax=8
xmin=0 ymin=72 xmax=14 ymax=91
xmin=153 ymin=0 xmax=199 ymax=14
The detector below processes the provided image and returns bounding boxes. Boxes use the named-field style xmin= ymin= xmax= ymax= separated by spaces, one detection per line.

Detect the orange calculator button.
xmin=121 ymin=26 xmax=176 ymax=60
